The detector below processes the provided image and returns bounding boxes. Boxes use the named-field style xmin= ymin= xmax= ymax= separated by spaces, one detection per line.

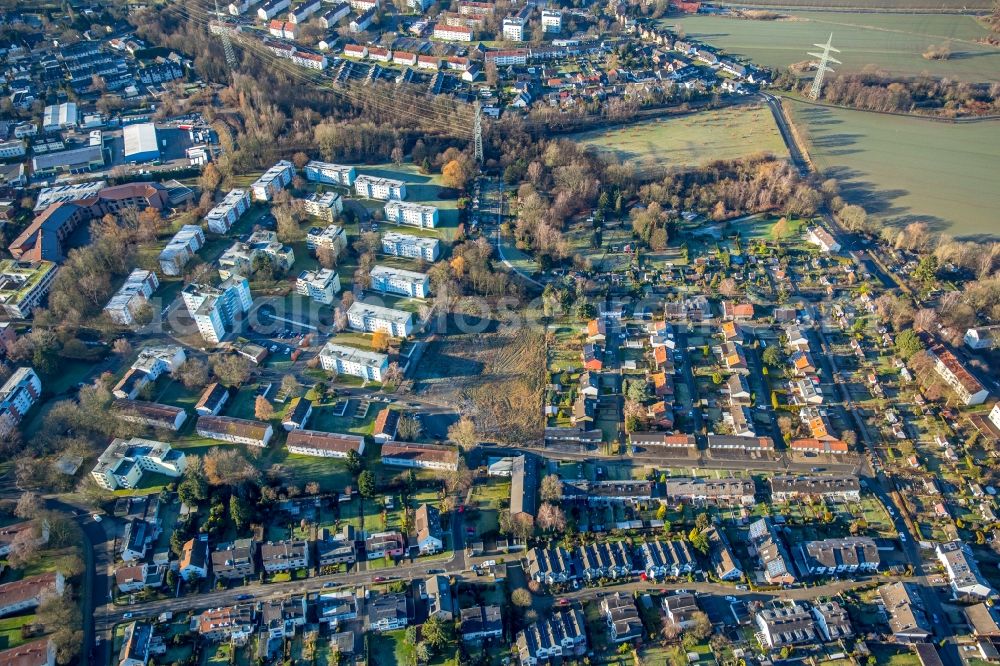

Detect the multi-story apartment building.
xmin=296 ymin=268 xmax=341 ymax=304
xmin=303 ymin=192 xmax=343 ymax=222
xmin=502 ymin=16 xmax=525 ymax=41
xmin=182 ymin=276 xmax=253 ymax=343
xmin=196 ymin=415 xmax=273 ymax=447
xmin=218 ymin=230 xmax=294 ymax=280
xmin=799 ymin=538 xmax=880 ymax=576
xmin=381 ymin=231 xmax=440 ymax=261
xmin=261 ymin=540 xmax=310 ymax=572
xmin=368 ymin=593 xmax=408 ymax=631
xmin=211 ymin=539 xmax=258 ymax=580
xmin=286 ymin=430 xmax=365 ymax=458
xmin=370 ymin=265 xmax=431 ymax=298
xmin=197 ymin=605 xmax=256 ymax=644
xmin=381 ymin=442 xmax=459 ymax=471
xmin=306 ymin=224 xmax=348 ymax=258
xmin=0 ymin=572 xmax=65 ymax=618
xmin=250 ymin=160 xmax=295 ymax=202
xmin=383 ymin=201 xmax=437 ymax=228
xmin=541 ymin=9 xmax=562 ymax=31
xmin=0 ymin=367 xmax=41 ymax=440
xmin=318 ymin=343 xmax=388 ymax=381
xmin=755 ymin=604 xmax=817 ymax=649
xmin=0 ymin=260 xmax=58 ymax=318
xmin=104 ymin=269 xmax=159 ymax=326
xmin=928 ymin=343 xmax=989 ymax=405
xmin=434 ymin=24 xmax=474 ymax=41
xmin=159 ymin=225 xmax=205 ymax=276
xmin=354 ymin=175 xmax=406 ymax=200
xmin=937 ymin=540 xmax=994 ymax=598
xmin=769 ymin=475 xmax=861 ymax=502
xmin=205 ymin=189 xmax=251 ymax=234
xmin=91 ymin=437 xmax=187 ymax=491
xmin=347 ymin=302 xmax=413 ymax=337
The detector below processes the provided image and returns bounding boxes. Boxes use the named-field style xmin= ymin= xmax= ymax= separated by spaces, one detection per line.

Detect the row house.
xmin=196 ymin=416 xmax=273 ymax=447
xmin=0 ymin=572 xmax=64 ymax=618
xmin=261 ymin=540 xmax=310 ymax=573
xmin=211 ymin=539 xmax=257 ymax=580
xmin=799 ymin=537 xmax=880 ymax=576
xmin=663 ymin=477 xmax=756 ymax=507
xmin=601 ymin=592 xmax=641 ymax=643
xmin=578 ymin=541 xmax=632 ymax=581
xmin=526 ymin=546 xmax=576 ymax=584
xmin=628 ymin=432 xmax=696 ymax=454
xmin=381 ymin=442 xmax=459 ymax=471
xmin=812 ymin=601 xmax=854 ymax=642
xmin=879 ymin=582 xmax=932 ymax=643
xmin=755 ymin=604 xmax=816 ymax=649
xmin=286 ymin=430 xmax=365 ymax=458
xmin=516 ymin=609 xmax=587 ymax=666
xmin=638 ymin=540 xmax=698 ymax=579
xmin=460 ymin=605 xmax=503 ymax=642
xmin=937 ymin=540 xmax=994 ymax=599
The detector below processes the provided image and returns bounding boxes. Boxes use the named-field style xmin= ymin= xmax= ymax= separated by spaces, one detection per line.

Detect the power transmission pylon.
xmin=473 ymin=100 xmax=484 ymax=167
xmin=807 ymin=33 xmax=840 ymax=101
xmin=213 ymin=0 xmax=238 ymax=77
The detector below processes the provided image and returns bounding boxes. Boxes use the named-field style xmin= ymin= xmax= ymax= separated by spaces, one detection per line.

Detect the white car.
xmin=898 ymin=532 xmax=907 ymax=542
xmin=92 ymin=514 xmax=103 ymax=522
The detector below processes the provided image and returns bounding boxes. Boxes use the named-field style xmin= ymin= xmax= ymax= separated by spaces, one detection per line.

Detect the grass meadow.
xmin=663 ymin=12 xmax=1000 ymax=83
xmin=787 ymin=98 xmax=1000 ymax=238
xmin=571 ymin=103 xmax=788 ymax=174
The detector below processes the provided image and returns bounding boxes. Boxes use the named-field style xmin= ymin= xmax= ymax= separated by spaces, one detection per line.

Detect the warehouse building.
xmin=123 ymin=123 xmax=160 ymax=163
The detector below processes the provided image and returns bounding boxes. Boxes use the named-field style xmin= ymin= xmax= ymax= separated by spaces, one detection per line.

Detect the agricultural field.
xmin=663 ymin=12 xmax=1000 ymax=83
xmin=708 ymin=0 xmax=990 ymax=11
xmin=787 ymin=99 xmax=1000 ymax=238
xmin=570 ymin=104 xmax=788 ymax=175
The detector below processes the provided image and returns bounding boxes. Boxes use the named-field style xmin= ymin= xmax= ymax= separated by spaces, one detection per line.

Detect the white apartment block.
xmin=0 ymin=367 xmax=41 ymax=441
xmin=205 ymin=189 xmax=251 ymax=234
xmin=370 ymin=265 xmax=431 ymax=298
xmin=408 ymin=0 xmax=432 ymax=10
xmin=182 ymin=276 xmax=253 ymax=344
xmin=251 ymin=160 xmax=295 ymax=202
xmin=502 ymin=17 xmax=525 ymax=41
xmin=218 ymin=230 xmax=295 ymax=281
xmin=159 ymin=225 xmax=205 ymax=276
xmin=434 ymin=25 xmax=473 ymax=41
xmin=306 ymin=224 xmax=348 ymax=258
xmin=541 ymin=9 xmax=562 ymax=32
xmin=0 ymin=140 xmax=26 ymax=159
xmin=104 ymin=269 xmax=160 ymax=326
xmin=297 ymin=268 xmax=341 ymax=304
xmin=0 ymin=260 xmax=58 ymax=319
xmin=319 ymin=343 xmax=388 ymax=381
xmin=354 ymin=175 xmax=406 ymax=200
xmin=258 ymin=0 xmax=291 ymax=20
xmin=288 ymin=0 xmax=321 ymax=23
xmin=349 ymin=0 xmax=378 ymax=10
xmin=292 ymin=50 xmax=328 ymax=69
xmin=91 ymin=437 xmax=187 ymax=491
xmin=383 ymin=201 xmax=438 ymax=228
xmin=347 ymin=302 xmax=413 ymax=337
xmin=303 ymin=192 xmax=343 ymax=222
xmin=382 ymin=232 xmax=440 ymax=261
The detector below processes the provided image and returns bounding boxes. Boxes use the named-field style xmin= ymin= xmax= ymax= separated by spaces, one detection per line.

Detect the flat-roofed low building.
xmin=318 ymin=343 xmax=388 ymax=381
xmin=381 ymin=441 xmax=459 ymax=471
xmin=0 ymin=260 xmax=58 ymax=319
xmin=286 ymin=429 xmax=365 ymax=458
xmin=304 ymin=160 xmax=356 ymax=186
xmin=370 ymin=265 xmax=431 ymax=298
xmin=91 ymin=437 xmax=187 ymax=491
xmin=383 ymin=201 xmax=437 ymax=228
xmin=112 ymin=399 xmax=187 ymax=431
xmin=381 ymin=231 xmax=440 ymax=261
xmin=123 ymin=122 xmax=159 ymax=163
xmin=355 ymin=175 xmax=406 ymax=200
xmin=196 ymin=415 xmax=273 ymax=447
xmin=297 ymin=268 xmax=341 ymax=304
xmin=104 ymin=269 xmax=159 ymax=326
xmin=347 ymin=301 xmax=413 ymax=337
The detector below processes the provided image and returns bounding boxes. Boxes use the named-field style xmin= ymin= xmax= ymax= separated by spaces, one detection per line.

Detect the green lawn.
xmin=0 ymin=615 xmax=36 ymax=650
xmin=570 ymin=103 xmax=788 ymax=175
xmin=664 ymin=12 xmax=999 ymax=80
xmin=788 ymin=98 xmax=1000 ymax=238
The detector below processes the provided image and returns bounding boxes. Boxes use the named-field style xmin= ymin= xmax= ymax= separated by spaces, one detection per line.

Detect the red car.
xmin=373 ymin=576 xmax=386 ymax=582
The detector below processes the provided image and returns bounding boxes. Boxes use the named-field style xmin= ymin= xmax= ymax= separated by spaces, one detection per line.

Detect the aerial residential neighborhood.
xmin=0 ymin=0 xmax=997 ymax=665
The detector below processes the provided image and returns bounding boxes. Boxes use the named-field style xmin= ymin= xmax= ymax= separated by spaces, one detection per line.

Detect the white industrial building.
xmin=319 ymin=343 xmax=388 ymax=381
xmin=304 ymin=160 xmax=356 ymax=186
xmin=381 ymin=232 xmax=440 ymax=261
xmin=205 ymin=189 xmax=251 ymax=234
xmin=383 ymin=201 xmax=438 ymax=228
xmin=370 ymin=265 xmax=431 ymax=298
xmin=0 ymin=140 xmax=26 ymax=159
xmin=347 ymin=302 xmax=413 ymax=337
xmin=296 ymin=268 xmax=341 ymax=304
xmin=303 ymin=192 xmax=343 ymax=222
xmin=104 ymin=269 xmax=160 ymax=326
xmin=250 ymin=160 xmax=295 ymax=202
xmin=182 ymin=276 xmax=253 ymax=344
xmin=42 ymin=102 xmax=78 ymax=131
xmin=159 ymin=225 xmax=206 ymax=276
xmin=123 ymin=123 xmax=160 ymax=163
xmin=91 ymin=437 xmax=187 ymax=491
xmin=354 ymin=175 xmax=406 ymax=200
